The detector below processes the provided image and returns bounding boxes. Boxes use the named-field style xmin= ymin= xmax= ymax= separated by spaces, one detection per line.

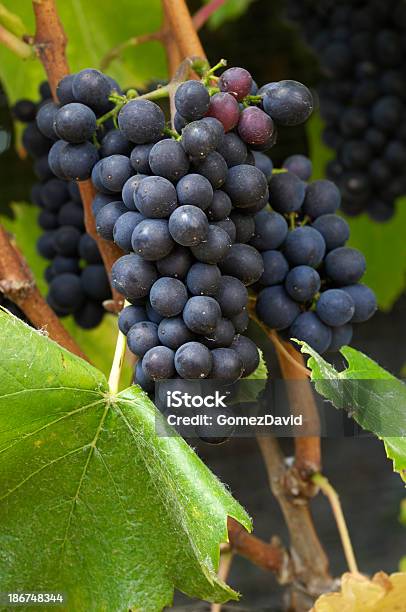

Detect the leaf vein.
xmin=59 ymin=401 xmax=111 ymax=555
xmin=114 ymin=401 xmax=213 ymax=577
xmin=0 ymin=387 xmax=102 ymax=401
xmin=0 ymin=445 xmax=86 ymax=502
xmin=0 ymin=398 xmax=105 ymax=456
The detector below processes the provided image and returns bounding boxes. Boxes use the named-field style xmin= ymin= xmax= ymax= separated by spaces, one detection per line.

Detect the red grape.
xmin=219 ymin=67 xmax=253 ymax=101
xmin=237 ymin=107 xmax=274 ymax=146
xmin=206 ymin=92 xmax=240 ymax=132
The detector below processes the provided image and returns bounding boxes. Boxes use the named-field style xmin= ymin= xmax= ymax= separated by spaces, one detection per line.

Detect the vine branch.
xmin=0 ymin=226 xmax=87 ymax=359
xmin=161 ymin=0 xmax=206 ymax=60
xmin=256 ymin=436 xmax=332 ymax=607
xmin=227 ymin=517 xmax=292 ymax=581
xmin=32 ymin=0 xmax=124 ymax=312
xmin=249 ymin=303 xmax=321 ymax=478
xmin=193 ymin=0 xmax=227 ymax=31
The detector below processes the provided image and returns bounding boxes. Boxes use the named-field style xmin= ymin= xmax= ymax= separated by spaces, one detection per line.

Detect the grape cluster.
xmin=13 ymin=83 xmax=110 ymax=328
xmin=48 ymin=65 xmax=315 ymax=387
xmin=287 ymin=0 xmax=406 ymax=221
xmin=253 ymin=154 xmax=377 ymax=353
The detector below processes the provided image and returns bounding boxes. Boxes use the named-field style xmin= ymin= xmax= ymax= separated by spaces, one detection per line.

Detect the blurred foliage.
xmin=0 ymin=203 xmax=132 ymax=381
xmin=0 ymin=0 xmax=167 ymax=103
xmin=306 ymin=113 xmax=334 ymax=181
xmin=0 ymin=2 xmax=28 ymax=37
xmin=204 ymin=0 xmax=255 ymax=28
xmin=400 ymin=499 xmax=406 ymax=526
xmin=308 ymin=114 xmax=406 ymax=312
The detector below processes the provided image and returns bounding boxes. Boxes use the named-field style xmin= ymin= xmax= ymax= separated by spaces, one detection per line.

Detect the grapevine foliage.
xmin=299 ymin=340 xmax=406 ymax=483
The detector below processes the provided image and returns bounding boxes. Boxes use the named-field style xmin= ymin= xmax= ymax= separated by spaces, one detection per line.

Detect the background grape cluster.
xmin=13 ymin=83 xmax=111 ymax=328
xmin=287 ymin=0 xmax=406 ymax=221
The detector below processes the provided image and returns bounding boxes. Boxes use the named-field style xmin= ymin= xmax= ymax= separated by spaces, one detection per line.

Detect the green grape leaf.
xmin=297 ymin=341 xmax=406 ymax=483
xmin=247 ymin=348 xmax=268 ymax=381
xmin=307 ymin=113 xmax=406 ymax=311
xmin=204 ymin=0 xmax=255 ymax=29
xmin=0 ymin=0 xmax=167 ymax=104
xmin=232 ymin=349 xmax=268 ymax=405
xmin=0 ymin=309 xmax=251 ymax=611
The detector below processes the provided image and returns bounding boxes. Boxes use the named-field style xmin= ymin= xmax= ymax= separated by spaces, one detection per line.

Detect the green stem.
xmin=0 ymin=3 xmax=27 ymax=38
xmin=243 ymin=94 xmax=262 ymax=105
xmin=139 ymin=85 xmax=171 ymax=101
xmin=310 ymin=293 xmax=320 ymax=311
xmin=108 ymin=329 xmax=127 ymax=394
xmin=96 ymin=104 xmax=123 ymax=126
xmin=0 ymin=24 xmax=33 ymax=59
xmin=271 ymin=168 xmax=288 ymax=175
xmin=126 ymin=88 xmax=139 ymax=99
xmin=205 ymin=58 xmax=227 ymax=77
xmin=164 ymin=126 xmax=181 ymax=140
xmin=108 ymin=299 xmax=132 ymax=394
xmin=300 ymin=214 xmax=311 ymax=226
xmin=288 ymin=212 xmax=296 ymax=230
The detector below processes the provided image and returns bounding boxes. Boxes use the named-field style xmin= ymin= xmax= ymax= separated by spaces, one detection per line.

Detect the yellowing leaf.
xmin=312 ymin=572 xmax=406 ymax=612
